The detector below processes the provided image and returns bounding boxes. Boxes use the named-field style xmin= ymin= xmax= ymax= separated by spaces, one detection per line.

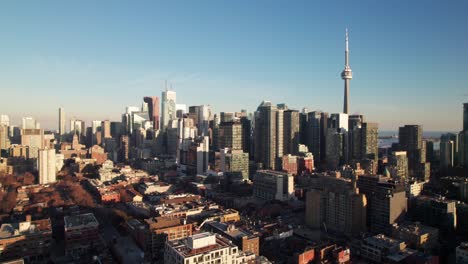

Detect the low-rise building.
xmin=360 ymin=234 xmax=406 ymax=263
xmin=64 ymin=213 xmax=101 ymax=258
xmin=391 ymin=222 xmax=439 ymax=250
xmin=0 ymin=217 xmax=52 ymax=263
xmin=164 ymin=232 xmax=253 ymax=264
xmin=145 ymin=216 xmax=193 ymax=259
xmin=206 ymin=222 xmax=260 ymax=256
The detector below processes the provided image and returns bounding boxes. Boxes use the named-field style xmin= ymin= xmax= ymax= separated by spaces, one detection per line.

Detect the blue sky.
xmin=0 ymin=0 xmax=466 ymax=131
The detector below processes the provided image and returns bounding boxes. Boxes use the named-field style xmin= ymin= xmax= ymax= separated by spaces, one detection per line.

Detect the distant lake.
xmin=378 ymin=131 xmax=458 ymax=149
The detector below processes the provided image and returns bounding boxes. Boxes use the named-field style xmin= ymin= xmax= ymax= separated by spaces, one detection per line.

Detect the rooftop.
xmin=0 ymin=219 xmax=51 ymax=239
xmin=387 ymin=248 xmax=417 ymax=262
xmin=364 ymin=234 xmax=403 ymax=248
xmin=393 ymin=222 xmax=438 ymax=235
xmin=168 ymin=232 xmax=235 ymax=258
xmin=64 ymin=213 xmax=99 ymax=230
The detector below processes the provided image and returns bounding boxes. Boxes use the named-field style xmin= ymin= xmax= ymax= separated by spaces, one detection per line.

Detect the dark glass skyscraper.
xmin=143 ymin=96 xmax=160 ymax=130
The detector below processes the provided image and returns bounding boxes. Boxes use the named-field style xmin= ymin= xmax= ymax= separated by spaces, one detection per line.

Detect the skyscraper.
xmin=38 ymin=148 xmax=56 ymax=184
xmin=161 ymin=89 xmax=177 ymax=131
xmin=283 ymin=110 xmax=300 ymax=155
xmin=361 ymin=122 xmax=379 ymax=161
xmin=398 ymin=125 xmax=429 ymax=180
xmin=464 ymin=103 xmax=468 ymax=132
xmin=388 ymin=151 xmax=409 ymax=180
xmin=59 ymin=107 xmax=65 ymax=139
xmin=143 ymin=96 xmax=160 ymax=130
xmin=440 ymin=137 xmax=454 ymax=173
xmin=254 ymin=101 xmax=277 ymax=170
xmin=101 ymin=120 xmax=111 ymax=139
xmin=341 ymin=28 xmax=353 ymax=114
xmin=0 ymin=124 xmax=10 ymax=151
xmin=218 ymin=121 xmax=242 ymax=150
xmin=463 ymin=103 xmax=468 ymax=175
xmin=358 ymin=175 xmax=407 ymax=235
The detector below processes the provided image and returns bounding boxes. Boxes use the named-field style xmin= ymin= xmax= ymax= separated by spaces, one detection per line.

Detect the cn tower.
xmin=341 ymin=28 xmax=353 ymax=114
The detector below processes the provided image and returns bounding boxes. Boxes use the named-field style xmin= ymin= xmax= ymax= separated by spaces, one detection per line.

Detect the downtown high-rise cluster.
xmin=1 ymin=30 xmax=468 ymax=264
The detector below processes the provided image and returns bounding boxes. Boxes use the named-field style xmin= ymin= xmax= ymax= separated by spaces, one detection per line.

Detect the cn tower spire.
xmin=341 ymin=28 xmax=353 ymax=114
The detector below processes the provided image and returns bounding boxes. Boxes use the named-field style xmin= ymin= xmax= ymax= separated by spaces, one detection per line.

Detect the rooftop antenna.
xmin=165 ymin=80 xmax=168 ymax=91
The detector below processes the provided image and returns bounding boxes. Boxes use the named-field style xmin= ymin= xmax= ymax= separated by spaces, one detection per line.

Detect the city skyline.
xmin=0 ymin=1 xmax=467 ymax=131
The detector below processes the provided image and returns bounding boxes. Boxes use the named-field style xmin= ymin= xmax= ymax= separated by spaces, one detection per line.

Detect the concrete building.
xmin=161 ymin=89 xmax=177 ymax=131
xmin=206 ymin=222 xmax=260 ymax=256
xmin=22 ymin=117 xmax=39 ymax=130
xmin=357 ymin=175 xmax=407 ymax=235
xmin=0 ymin=217 xmax=52 ymax=263
xmin=305 ymin=176 xmax=367 ymax=237
xmin=282 ymin=152 xmax=314 ymax=176
xmin=64 ymin=213 xmax=101 ymax=258
xmin=360 ymin=234 xmax=407 ymax=263
xmin=164 ymin=232 xmax=254 ymax=264
xmin=409 ymin=195 xmax=457 ymax=232
xmin=253 ymin=170 xmax=294 ymax=201
xmin=145 ymin=216 xmax=193 ymax=259
xmin=391 ymin=222 xmax=439 ymax=250
xmin=220 ymin=148 xmax=249 ymax=181
xmin=405 ymin=180 xmax=426 ymax=198
xmin=180 ymin=136 xmax=209 ymax=176
xmin=21 ymin=129 xmax=44 ymax=159
xmin=38 ymin=148 xmax=56 ymax=184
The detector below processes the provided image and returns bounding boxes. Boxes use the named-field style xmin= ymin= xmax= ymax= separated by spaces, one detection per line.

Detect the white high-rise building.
xmin=22 ymin=117 xmax=40 ymax=129
xmin=70 ymin=119 xmax=85 ymax=136
xmin=59 ymin=107 xmax=66 ymax=136
xmin=0 ymin=115 xmax=9 ymax=126
xmin=92 ymin=120 xmax=102 ymax=134
xmin=38 ymin=148 xmax=56 ymax=184
xmin=162 ymin=90 xmax=177 ymax=130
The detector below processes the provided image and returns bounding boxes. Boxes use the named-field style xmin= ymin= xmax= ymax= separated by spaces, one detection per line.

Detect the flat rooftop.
xmin=0 ymin=219 xmax=51 ymax=239
xmin=394 ymin=222 xmax=438 ymax=235
xmin=64 ymin=213 xmax=99 ymax=229
xmin=168 ymin=233 xmax=234 ymax=258
xmin=364 ymin=234 xmax=403 ymax=248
